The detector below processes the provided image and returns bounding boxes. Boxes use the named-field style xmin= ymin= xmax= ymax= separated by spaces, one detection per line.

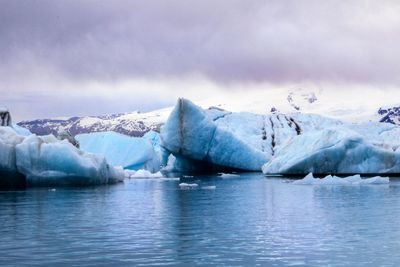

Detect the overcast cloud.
xmin=1 ymin=0 xmax=400 ymax=120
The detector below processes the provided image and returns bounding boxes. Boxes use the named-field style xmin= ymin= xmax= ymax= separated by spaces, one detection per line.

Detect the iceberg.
xmin=263 ymin=127 xmax=400 ymax=175
xmin=293 ymin=173 xmax=389 ymax=185
xmin=143 ymin=130 xmax=162 ymax=153
xmin=0 ymin=127 xmax=26 ymax=187
xmin=160 ymin=98 xmax=400 ymax=174
xmin=0 ymin=126 xmax=124 ymax=187
xmin=161 ymin=99 xmax=268 ymax=172
xmin=76 ymin=131 xmax=161 ymax=172
xmin=160 ymin=98 xmax=346 ymax=173
xmin=219 ymin=173 xmax=240 ymax=179
xmin=12 ymin=124 xmax=32 ymax=136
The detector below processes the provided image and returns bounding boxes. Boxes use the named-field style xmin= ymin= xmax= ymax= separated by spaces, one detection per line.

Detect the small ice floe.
xmin=48 ymin=188 xmax=56 ymax=192
xmin=201 ymin=185 xmax=216 ymax=190
xmin=179 ymin=183 xmax=199 ymax=189
xmin=219 ymin=173 xmax=240 ymax=179
xmin=293 ymin=173 xmax=389 ymax=185
xmin=183 ymin=175 xmax=194 ymax=178
xmin=126 ymin=169 xmax=164 ymax=179
xmin=160 ymin=177 xmax=180 ymax=181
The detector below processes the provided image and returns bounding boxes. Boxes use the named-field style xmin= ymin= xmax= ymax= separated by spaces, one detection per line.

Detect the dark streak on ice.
xmin=269 ymin=117 xmax=276 ymax=155
xmin=289 ymin=117 xmax=302 ymax=135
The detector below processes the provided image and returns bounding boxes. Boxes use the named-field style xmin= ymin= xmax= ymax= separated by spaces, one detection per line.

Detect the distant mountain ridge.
xmin=17 ymin=108 xmax=170 ymax=137
xmin=378 ymin=106 xmax=400 ymax=125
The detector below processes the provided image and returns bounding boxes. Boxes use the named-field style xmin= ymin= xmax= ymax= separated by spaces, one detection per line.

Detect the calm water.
xmin=1 ymin=173 xmax=400 ymax=266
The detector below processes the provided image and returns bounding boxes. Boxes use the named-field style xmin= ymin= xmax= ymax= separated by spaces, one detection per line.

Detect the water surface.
xmin=1 ymin=173 xmax=400 ymax=266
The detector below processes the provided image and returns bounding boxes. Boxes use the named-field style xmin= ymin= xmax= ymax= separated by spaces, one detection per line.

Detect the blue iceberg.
xmin=0 ymin=126 xmax=124 ymax=187
xmin=161 ymin=99 xmax=268 ymax=171
xmin=76 ymin=131 xmax=160 ymax=172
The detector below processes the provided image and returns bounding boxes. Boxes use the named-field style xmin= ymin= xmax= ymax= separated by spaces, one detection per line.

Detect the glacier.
xmin=0 ymin=126 xmax=124 ymax=187
xmin=76 ymin=131 xmax=161 ymax=172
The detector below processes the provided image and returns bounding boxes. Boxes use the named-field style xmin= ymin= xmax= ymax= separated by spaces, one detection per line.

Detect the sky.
xmin=1 ymin=0 xmax=400 ymax=121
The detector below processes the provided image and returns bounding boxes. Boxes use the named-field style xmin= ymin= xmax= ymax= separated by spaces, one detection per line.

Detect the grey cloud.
xmin=1 ymin=0 xmax=400 ymax=85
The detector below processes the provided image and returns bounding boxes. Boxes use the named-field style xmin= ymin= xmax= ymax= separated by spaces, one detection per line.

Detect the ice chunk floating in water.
xmin=125 ymin=169 xmax=164 ymax=179
xmin=179 ymin=183 xmax=199 ymax=189
xmin=161 ymin=98 xmax=400 ymax=174
xmin=219 ymin=173 xmax=240 ymax=179
xmin=161 ymin=99 xmax=268 ymax=171
xmin=263 ymin=127 xmax=400 ymax=175
xmin=293 ymin=173 xmax=389 ymax=185
xmin=0 ymin=126 xmax=124 ymax=187
xmin=76 ymin=131 xmax=160 ymax=172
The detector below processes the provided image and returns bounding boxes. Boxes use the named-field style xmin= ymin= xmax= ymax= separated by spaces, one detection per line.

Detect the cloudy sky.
xmin=1 ymin=0 xmax=400 ymax=121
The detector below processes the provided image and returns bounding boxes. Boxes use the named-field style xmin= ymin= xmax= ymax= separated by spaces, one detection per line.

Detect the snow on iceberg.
xmin=160 ymin=99 xmax=268 ymax=171
xmin=76 ymin=131 xmax=160 ymax=172
xmin=0 ymin=126 xmax=124 ymax=187
xmin=263 ymin=127 xmax=400 ymax=175
xmin=293 ymin=173 xmax=389 ymax=185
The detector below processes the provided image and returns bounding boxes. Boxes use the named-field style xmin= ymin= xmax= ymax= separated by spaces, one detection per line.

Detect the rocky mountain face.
xmin=378 ymin=106 xmax=400 ymax=125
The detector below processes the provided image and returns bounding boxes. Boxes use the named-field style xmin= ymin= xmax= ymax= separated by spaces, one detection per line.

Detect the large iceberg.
xmin=76 ymin=131 xmax=161 ymax=172
xmin=161 ymin=98 xmax=400 ymax=174
xmin=161 ymin=99 xmax=268 ymax=171
xmin=263 ymin=127 xmax=400 ymax=175
xmin=160 ymin=98 xmax=344 ymax=172
xmin=0 ymin=126 xmax=124 ymax=187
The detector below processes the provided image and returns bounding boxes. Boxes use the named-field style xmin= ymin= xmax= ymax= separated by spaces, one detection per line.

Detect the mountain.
xmin=378 ymin=106 xmax=400 ymax=125
xmin=286 ymin=90 xmax=318 ymax=111
xmin=17 ymin=108 xmax=171 ymax=137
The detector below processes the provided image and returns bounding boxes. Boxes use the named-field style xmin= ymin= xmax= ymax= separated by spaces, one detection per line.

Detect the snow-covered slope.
xmin=17 ymin=108 xmax=171 ymax=137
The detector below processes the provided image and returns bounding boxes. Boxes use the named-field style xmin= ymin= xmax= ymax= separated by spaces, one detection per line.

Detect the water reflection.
xmin=1 ymin=174 xmax=400 ymax=266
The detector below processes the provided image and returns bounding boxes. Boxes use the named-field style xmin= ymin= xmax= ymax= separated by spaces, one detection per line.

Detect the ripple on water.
xmin=1 ymin=174 xmax=400 ymax=266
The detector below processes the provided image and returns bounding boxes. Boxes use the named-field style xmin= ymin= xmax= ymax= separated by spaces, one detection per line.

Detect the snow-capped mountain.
xmin=17 ymin=108 xmax=171 ymax=137
xmin=286 ymin=90 xmax=318 ymax=111
xmin=378 ymin=106 xmax=400 ymax=125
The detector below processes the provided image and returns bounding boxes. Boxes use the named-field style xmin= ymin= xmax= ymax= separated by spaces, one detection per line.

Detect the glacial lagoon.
xmin=1 ymin=173 xmax=400 ymax=266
